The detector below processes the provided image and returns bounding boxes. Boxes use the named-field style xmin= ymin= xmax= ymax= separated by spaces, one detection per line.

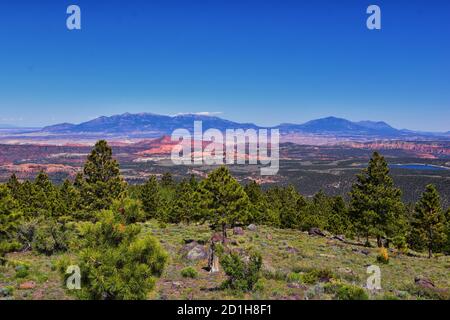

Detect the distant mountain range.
xmin=36 ymin=113 xmax=449 ymax=140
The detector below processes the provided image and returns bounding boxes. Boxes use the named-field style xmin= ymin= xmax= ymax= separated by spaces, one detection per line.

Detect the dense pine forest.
xmin=1 ymin=140 xmax=449 ymax=300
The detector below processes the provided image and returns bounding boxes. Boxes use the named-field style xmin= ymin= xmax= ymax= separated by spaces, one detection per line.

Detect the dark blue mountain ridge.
xmin=40 ymin=113 xmax=447 ymax=138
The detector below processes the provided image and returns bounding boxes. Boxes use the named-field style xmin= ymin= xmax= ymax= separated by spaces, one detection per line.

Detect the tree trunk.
xmin=208 ymin=241 xmax=220 ymax=273
xmin=222 ymin=223 xmax=227 ymax=244
xmin=376 ymin=235 xmax=382 ymax=248
xmin=428 ymin=226 xmax=433 ymax=259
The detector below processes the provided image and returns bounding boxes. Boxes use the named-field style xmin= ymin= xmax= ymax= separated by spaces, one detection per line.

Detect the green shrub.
xmin=335 ymin=284 xmax=368 ymax=300
xmin=253 ymin=278 xmax=265 ymax=292
xmin=64 ymin=210 xmax=168 ymax=300
xmin=181 ymin=266 xmax=198 ymax=278
xmin=220 ymin=250 xmax=262 ymax=292
xmin=111 ymin=198 xmax=145 ymax=224
xmin=293 ymin=268 xmax=335 ymax=285
xmin=14 ymin=264 xmax=29 ymax=278
xmin=32 ymin=220 xmax=69 ymax=255
xmin=286 ymin=272 xmax=302 ymax=283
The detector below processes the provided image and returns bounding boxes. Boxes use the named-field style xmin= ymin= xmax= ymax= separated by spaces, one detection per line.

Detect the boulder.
xmin=186 ymin=245 xmax=208 ymax=261
xmin=414 ymin=276 xmax=435 ymax=289
xmin=308 ymin=227 xmax=326 ymax=237
xmin=247 ymin=224 xmax=257 ymax=231
xmin=171 ymin=281 xmax=183 ymax=289
xmin=286 ymin=246 xmax=299 ymax=254
xmin=233 ymin=227 xmax=244 ymax=235
xmin=19 ymin=281 xmax=36 ymax=290
xmin=180 ymin=241 xmax=199 ymax=254
xmin=338 ymin=267 xmax=356 ymax=276
xmin=211 ymin=232 xmax=224 ymax=243
xmin=333 ymin=235 xmax=345 ymax=242
xmin=0 ymin=287 xmax=12 ymax=297
xmin=352 ymin=248 xmax=370 ymax=255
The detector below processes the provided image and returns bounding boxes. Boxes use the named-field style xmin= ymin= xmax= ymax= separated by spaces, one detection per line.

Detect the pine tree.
xmin=244 ymin=181 xmax=269 ymax=224
xmin=82 ymin=140 xmax=127 ymax=211
xmin=6 ymin=174 xmax=21 ymax=200
xmin=278 ymin=185 xmax=305 ymax=229
xmin=349 ymin=152 xmax=405 ymax=247
xmin=59 ymin=179 xmax=82 ymax=219
xmin=33 ymin=171 xmax=60 ymax=216
xmin=17 ymin=180 xmax=36 ymax=217
xmin=412 ymin=184 xmax=447 ymax=258
xmin=139 ymin=176 xmax=161 ymax=219
xmin=160 ymin=172 xmax=175 ymax=189
xmin=64 ymin=209 xmax=167 ymax=299
xmin=172 ymin=179 xmax=202 ymax=224
xmin=199 ymin=166 xmax=251 ymax=241
xmin=327 ymin=196 xmax=351 ymax=236
xmin=445 ymin=207 xmax=450 ymax=254
xmin=0 ymin=185 xmax=22 ymax=263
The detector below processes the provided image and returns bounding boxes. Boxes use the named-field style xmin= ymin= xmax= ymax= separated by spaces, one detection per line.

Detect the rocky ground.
xmin=1 ymin=220 xmax=449 ymax=300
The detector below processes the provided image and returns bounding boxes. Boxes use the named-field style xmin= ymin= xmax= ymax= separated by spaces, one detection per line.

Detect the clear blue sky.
xmin=0 ymin=0 xmax=449 ymax=131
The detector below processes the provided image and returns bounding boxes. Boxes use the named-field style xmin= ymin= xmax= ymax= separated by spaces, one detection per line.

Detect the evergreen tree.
xmin=160 ymin=172 xmax=175 ymax=189
xmin=6 ymin=173 xmax=21 ymax=200
xmin=349 ymin=152 xmax=405 ymax=247
xmin=278 ymin=185 xmax=305 ymax=229
xmin=244 ymin=181 xmax=269 ymax=224
xmin=0 ymin=185 xmax=22 ymax=263
xmin=139 ymin=176 xmax=161 ymax=219
xmin=445 ymin=207 xmax=450 ymax=254
xmin=64 ymin=209 xmax=167 ymax=299
xmin=172 ymin=179 xmax=202 ymax=224
xmin=82 ymin=140 xmax=127 ymax=211
xmin=17 ymin=180 xmax=36 ymax=217
xmin=33 ymin=171 xmax=60 ymax=216
xmin=327 ymin=196 xmax=352 ymax=236
xmin=59 ymin=179 xmax=82 ymax=219
xmin=199 ymin=166 xmax=251 ymax=241
xmin=411 ymin=184 xmax=447 ymax=258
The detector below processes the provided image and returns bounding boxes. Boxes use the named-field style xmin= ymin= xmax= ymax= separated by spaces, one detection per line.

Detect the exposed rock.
xmin=308 ymin=227 xmax=326 ymax=237
xmin=171 ymin=281 xmax=183 ymax=289
xmin=233 ymin=227 xmax=244 ymax=235
xmin=0 ymin=287 xmax=12 ymax=297
xmin=414 ymin=276 xmax=435 ymax=289
xmin=338 ymin=267 xmax=355 ymax=276
xmin=287 ymin=282 xmax=307 ymax=289
xmin=262 ymin=262 xmax=275 ymax=274
xmin=211 ymin=232 xmax=224 ymax=243
xmin=247 ymin=224 xmax=257 ymax=231
xmin=286 ymin=246 xmax=299 ymax=254
xmin=186 ymin=245 xmax=208 ymax=260
xmin=352 ymin=247 xmax=370 ymax=255
xmin=319 ymin=254 xmax=335 ymax=259
xmin=19 ymin=281 xmax=36 ymax=290
xmin=333 ymin=235 xmax=345 ymax=242
xmin=180 ymin=241 xmax=199 ymax=254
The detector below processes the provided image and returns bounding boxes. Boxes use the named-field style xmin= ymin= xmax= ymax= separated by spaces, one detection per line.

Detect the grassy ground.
xmin=1 ymin=220 xmax=449 ymax=300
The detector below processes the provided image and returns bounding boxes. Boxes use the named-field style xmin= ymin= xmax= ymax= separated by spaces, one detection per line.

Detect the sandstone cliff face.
xmin=342 ymin=141 xmax=450 ymax=158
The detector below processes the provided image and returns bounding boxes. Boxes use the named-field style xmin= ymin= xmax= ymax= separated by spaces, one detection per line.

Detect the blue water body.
xmin=390 ymin=164 xmax=449 ymax=171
